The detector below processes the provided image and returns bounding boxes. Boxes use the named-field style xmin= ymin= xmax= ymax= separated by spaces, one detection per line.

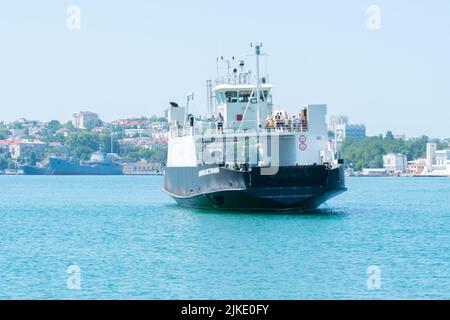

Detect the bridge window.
xmin=250 ymin=90 xmax=269 ymax=103
xmin=216 ymin=92 xmax=226 ymax=104
xmin=238 ymin=91 xmax=252 ymax=103
xmin=225 ymin=91 xmax=238 ymax=103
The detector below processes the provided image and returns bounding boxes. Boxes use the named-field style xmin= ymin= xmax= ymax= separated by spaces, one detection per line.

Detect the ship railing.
xmin=263 ymin=122 xmax=309 ymax=133
xmin=182 ymin=121 xmax=308 ymax=136
xmin=193 ymin=120 xmax=309 ymax=136
xmin=195 ymin=120 xmax=259 ymax=135
xmin=214 ymin=74 xmax=270 ymax=86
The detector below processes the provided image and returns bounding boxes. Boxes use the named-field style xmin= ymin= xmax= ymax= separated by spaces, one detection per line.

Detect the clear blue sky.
xmin=0 ymin=0 xmax=449 ymax=138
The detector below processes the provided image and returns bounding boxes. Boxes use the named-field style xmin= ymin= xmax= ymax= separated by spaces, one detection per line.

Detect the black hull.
xmin=164 ymin=164 xmax=346 ymax=211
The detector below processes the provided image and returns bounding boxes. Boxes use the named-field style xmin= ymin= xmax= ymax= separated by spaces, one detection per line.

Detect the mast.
xmin=206 ymin=80 xmax=213 ymax=114
xmin=254 ymin=43 xmax=262 ymax=129
xmin=184 ymin=92 xmax=194 ymax=130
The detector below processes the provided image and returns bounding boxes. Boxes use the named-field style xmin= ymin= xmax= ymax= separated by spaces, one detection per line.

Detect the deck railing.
xmin=214 ymin=74 xmax=270 ymax=86
xmin=170 ymin=120 xmax=308 ymax=138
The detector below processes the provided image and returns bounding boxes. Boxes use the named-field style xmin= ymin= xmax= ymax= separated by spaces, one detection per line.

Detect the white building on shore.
xmin=411 ymin=142 xmax=450 ymax=176
xmin=383 ymin=153 xmax=407 ymax=173
xmin=435 ymin=149 xmax=450 ymax=166
xmin=362 ymin=168 xmax=387 ymax=176
xmin=72 ymin=111 xmax=99 ymax=129
xmin=406 ymin=159 xmax=426 ymax=175
xmin=0 ymin=139 xmax=47 ymax=160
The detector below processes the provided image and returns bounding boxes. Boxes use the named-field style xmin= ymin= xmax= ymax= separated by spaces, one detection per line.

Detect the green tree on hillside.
xmin=12 ymin=122 xmax=24 ymax=129
xmin=118 ymin=144 xmax=167 ymax=163
xmin=85 ymin=119 xmax=103 ymax=131
xmin=44 ymin=132 xmax=65 ymax=144
xmin=66 ymin=131 xmax=101 ymax=160
xmin=63 ymin=121 xmax=74 ymax=129
xmin=47 ymin=120 xmax=62 ymax=133
xmin=65 ymin=131 xmax=120 ymax=159
xmin=0 ymin=128 xmax=10 ymax=140
xmin=385 ymin=131 xmax=394 ymax=140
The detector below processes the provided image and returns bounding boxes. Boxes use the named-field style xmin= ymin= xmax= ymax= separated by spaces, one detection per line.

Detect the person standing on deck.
xmin=300 ymin=108 xmax=308 ymax=131
xmin=275 ymin=112 xmax=282 ymax=131
xmin=284 ymin=112 xmax=289 ymax=131
xmin=208 ymin=114 xmax=215 ymax=131
xmin=293 ymin=115 xmax=300 ymax=131
xmin=216 ymin=112 xmax=224 ymax=134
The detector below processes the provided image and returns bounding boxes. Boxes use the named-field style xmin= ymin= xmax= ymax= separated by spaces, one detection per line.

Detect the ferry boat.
xmin=164 ymin=44 xmax=347 ymax=211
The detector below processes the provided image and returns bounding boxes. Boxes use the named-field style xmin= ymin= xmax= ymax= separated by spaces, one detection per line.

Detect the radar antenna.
xmin=251 ymin=43 xmax=263 ymax=129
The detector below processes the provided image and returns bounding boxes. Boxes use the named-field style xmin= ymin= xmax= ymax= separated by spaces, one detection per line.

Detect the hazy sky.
xmin=0 ymin=0 xmax=449 ymax=138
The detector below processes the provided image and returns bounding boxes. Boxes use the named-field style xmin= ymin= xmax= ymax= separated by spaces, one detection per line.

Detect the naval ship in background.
xmin=164 ymin=44 xmax=347 ymax=211
xmin=21 ymin=151 xmax=123 ymax=175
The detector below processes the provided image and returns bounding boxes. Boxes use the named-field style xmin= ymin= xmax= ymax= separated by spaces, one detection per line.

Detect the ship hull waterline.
xmin=164 ymin=164 xmax=346 ymax=211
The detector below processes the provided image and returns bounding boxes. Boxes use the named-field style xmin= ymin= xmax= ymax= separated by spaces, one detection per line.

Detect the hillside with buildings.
xmin=328 ymin=115 xmax=450 ymax=176
xmin=0 ymin=111 xmax=169 ymax=174
xmin=1 ymin=111 xmax=449 ymax=177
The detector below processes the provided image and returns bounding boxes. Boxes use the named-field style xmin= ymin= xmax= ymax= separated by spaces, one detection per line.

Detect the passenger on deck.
xmin=283 ymin=112 xmax=290 ymax=131
xmin=265 ymin=116 xmax=275 ymax=132
xmin=266 ymin=112 xmax=312 ymax=132
xmin=275 ymin=112 xmax=282 ymax=131
xmin=292 ymin=115 xmax=300 ymax=131
xmin=300 ymin=108 xmax=308 ymax=131
xmin=216 ymin=112 xmax=224 ymax=134
xmin=208 ymin=114 xmax=215 ymax=130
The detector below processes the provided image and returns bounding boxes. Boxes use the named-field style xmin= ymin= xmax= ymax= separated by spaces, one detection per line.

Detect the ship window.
xmin=216 ymin=92 xmax=225 ymax=104
xmin=251 ymin=90 xmax=269 ymax=102
xmin=225 ymin=91 xmax=238 ymax=103
xmin=238 ymin=91 xmax=252 ymax=103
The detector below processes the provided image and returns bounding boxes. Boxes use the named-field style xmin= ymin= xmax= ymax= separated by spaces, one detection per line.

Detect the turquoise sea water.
xmin=0 ymin=176 xmax=449 ymax=299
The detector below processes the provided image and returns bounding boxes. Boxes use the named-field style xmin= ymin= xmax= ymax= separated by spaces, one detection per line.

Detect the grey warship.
xmin=21 ymin=151 xmax=123 ymax=175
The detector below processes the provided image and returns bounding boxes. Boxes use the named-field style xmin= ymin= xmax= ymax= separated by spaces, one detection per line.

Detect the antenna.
xmin=184 ymin=92 xmax=194 ymax=130
xmin=216 ymin=57 xmax=219 ymax=77
xmin=206 ymin=80 xmax=213 ymax=114
xmin=253 ymin=43 xmax=263 ymax=130
xmin=220 ymin=56 xmax=233 ymax=82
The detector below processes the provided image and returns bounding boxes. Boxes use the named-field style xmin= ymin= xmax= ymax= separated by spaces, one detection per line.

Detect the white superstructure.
xmin=166 ymin=44 xmax=337 ymax=170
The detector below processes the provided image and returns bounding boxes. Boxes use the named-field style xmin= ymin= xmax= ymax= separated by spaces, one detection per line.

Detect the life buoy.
xmin=299 ymin=143 xmax=307 ymax=151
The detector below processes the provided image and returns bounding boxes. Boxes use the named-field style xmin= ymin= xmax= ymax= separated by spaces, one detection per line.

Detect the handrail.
xmin=214 ymin=74 xmax=270 ymax=86
xmin=170 ymin=119 xmax=309 ymax=138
